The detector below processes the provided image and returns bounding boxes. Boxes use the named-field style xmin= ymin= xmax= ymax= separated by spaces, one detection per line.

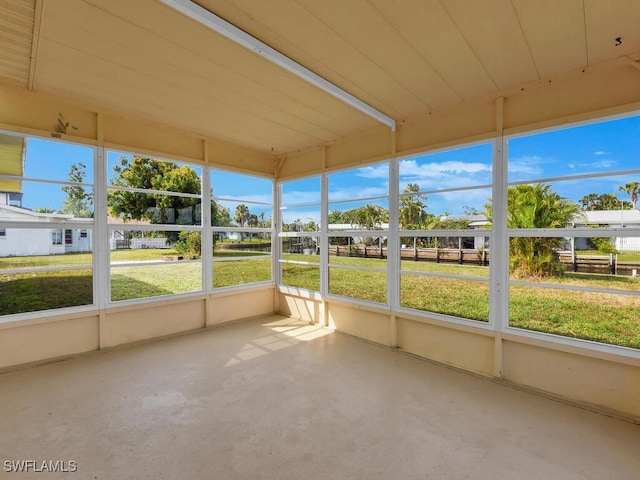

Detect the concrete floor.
xmin=0 ymin=315 xmax=638 ymax=480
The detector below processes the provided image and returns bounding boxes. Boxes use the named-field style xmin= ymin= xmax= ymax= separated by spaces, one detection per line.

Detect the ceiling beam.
xmin=159 ymin=0 xmax=396 ymax=132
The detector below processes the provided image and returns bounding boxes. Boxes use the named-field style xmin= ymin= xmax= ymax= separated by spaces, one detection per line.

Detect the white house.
xmin=0 ymin=204 xmax=92 ymax=257
xmin=434 ymin=214 xmax=490 ymax=250
xmin=572 ymin=209 xmax=640 ymax=251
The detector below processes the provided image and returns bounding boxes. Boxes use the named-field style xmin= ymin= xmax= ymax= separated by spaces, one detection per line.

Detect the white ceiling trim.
xmin=159 ymin=0 xmax=396 ymax=132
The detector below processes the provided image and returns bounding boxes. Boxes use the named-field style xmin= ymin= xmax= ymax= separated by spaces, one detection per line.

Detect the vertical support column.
xmin=320 ymin=147 xmax=329 ymax=327
xmin=273 ymin=180 xmax=282 ymax=314
xmin=202 ymin=141 xmax=213 ymax=327
xmin=490 ymin=97 xmax=508 ymax=378
xmin=94 ymin=115 xmax=109 ymax=348
xmin=388 ymin=130 xmax=399 ymax=347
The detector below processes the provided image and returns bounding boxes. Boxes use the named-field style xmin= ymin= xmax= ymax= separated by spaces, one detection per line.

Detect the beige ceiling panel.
xmin=585 ymin=0 xmax=640 ymax=64
xmin=199 ymin=0 xmax=411 ymax=118
xmin=368 ymin=0 xmax=497 ymax=101
xmin=0 ymin=0 xmax=35 ymax=87
xmin=513 ymin=0 xmax=587 ymax=78
xmin=37 ymin=12 xmax=341 ymax=145
xmin=296 ymin=0 xmax=460 ymax=110
xmin=441 ymin=0 xmax=539 ymax=90
xmin=34 ymin=0 xmax=378 ymax=152
xmin=38 ymin=65 xmax=315 ymax=154
xmin=92 ymin=0 xmax=375 ymax=133
xmin=36 ymin=39 xmax=320 ymax=153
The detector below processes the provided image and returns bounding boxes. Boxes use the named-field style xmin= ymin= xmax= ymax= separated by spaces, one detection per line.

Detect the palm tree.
xmin=328 ymin=209 xmax=343 ymax=224
xmin=399 ymin=183 xmax=428 ymax=229
xmin=486 ymin=183 xmax=580 ymax=278
xmin=234 ymin=204 xmax=250 ymax=241
xmin=234 ymin=204 xmax=250 ymax=227
xmin=618 ymin=181 xmax=640 ymax=209
xmin=578 ymin=193 xmax=599 ymax=211
xmin=246 ymin=213 xmax=258 ymax=242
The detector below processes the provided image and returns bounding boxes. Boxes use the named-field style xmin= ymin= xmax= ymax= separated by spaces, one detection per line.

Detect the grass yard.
xmin=509 ymin=286 xmax=640 ymax=349
xmin=1 ymin=250 xmax=639 ymax=349
xmin=213 ymin=257 xmax=272 ymax=287
xmin=110 ymin=262 xmax=202 ymax=301
xmin=0 ymin=270 xmax=93 ymax=314
xmin=401 ymin=275 xmax=490 ymax=321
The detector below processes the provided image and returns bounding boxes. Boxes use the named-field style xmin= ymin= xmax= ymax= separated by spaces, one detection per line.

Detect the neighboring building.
xmin=439 ymin=211 xmax=640 ymax=252
xmin=0 ymin=204 xmax=92 ymax=256
xmin=435 ymin=214 xmax=490 ymax=250
xmin=572 ymin=210 xmax=640 ymax=251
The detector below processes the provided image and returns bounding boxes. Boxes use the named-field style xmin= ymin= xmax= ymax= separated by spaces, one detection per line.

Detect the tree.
xmin=174 ymin=231 xmax=202 ymax=259
xmin=61 ymin=162 xmax=93 ymax=217
xmin=234 ymin=204 xmax=250 ymax=228
xmin=420 ymin=217 xmax=472 ymax=248
xmin=462 ymin=205 xmax=480 ymax=215
xmin=619 ymin=181 xmax=640 ymax=209
xmin=328 ymin=209 xmax=343 ymax=224
xmin=212 ymin=203 xmax=232 ymax=227
xmin=486 ymin=183 xmax=580 ymax=278
xmin=341 ymin=204 xmax=388 ymax=246
xmin=108 ymin=156 xmax=200 ymax=225
xmin=399 ymin=183 xmax=428 ymax=229
xmin=578 ymin=193 xmax=599 ymax=210
xmin=246 ymin=213 xmax=259 ymax=241
xmin=579 ymin=192 xmax=630 ymax=210
xmin=343 ymin=204 xmax=388 ymax=231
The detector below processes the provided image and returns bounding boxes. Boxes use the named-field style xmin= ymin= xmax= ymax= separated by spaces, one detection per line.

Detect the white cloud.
xmin=328 ymin=186 xmax=388 ymax=202
xmin=281 ymin=190 xmax=321 ymax=206
xmin=508 ymin=155 xmax=544 ymax=175
xmin=585 ymin=159 xmax=617 ymax=169
xmin=399 ymin=159 xmax=492 ymax=190
xmin=428 ymin=188 xmax=492 ymax=215
xmin=594 ymin=151 xmax=610 ymax=156
xmin=354 ymin=165 xmax=389 ymax=179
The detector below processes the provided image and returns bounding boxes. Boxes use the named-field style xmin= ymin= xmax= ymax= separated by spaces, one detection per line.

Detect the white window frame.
xmin=209 ymin=167 xmax=274 ymax=291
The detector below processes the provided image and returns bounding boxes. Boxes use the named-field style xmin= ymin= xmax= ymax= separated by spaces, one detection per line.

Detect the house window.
xmin=52 ymin=230 xmax=63 ymax=245
xmin=65 ymin=229 xmax=73 ymax=245
xmin=0 ymin=228 xmax=5 ymax=238
xmin=80 ymin=230 xmax=88 ymax=238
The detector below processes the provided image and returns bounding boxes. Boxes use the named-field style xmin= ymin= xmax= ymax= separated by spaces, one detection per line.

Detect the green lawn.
xmin=1 ymin=251 xmax=639 ymax=349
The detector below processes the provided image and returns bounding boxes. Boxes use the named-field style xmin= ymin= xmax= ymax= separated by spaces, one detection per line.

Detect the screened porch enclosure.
xmin=0 ymin=0 xmax=639 ymax=431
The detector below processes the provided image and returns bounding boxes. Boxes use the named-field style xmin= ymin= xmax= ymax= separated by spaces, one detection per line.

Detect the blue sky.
xmin=13 ymin=114 xmax=640 ymax=223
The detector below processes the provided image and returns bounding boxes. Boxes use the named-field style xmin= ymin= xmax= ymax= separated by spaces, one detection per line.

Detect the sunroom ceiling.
xmin=1 ymin=0 xmax=640 ymax=155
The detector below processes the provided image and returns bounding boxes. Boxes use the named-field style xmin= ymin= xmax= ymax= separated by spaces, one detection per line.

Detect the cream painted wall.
xmin=277 ymin=291 xmax=322 ymax=325
xmin=0 ymin=315 xmax=99 ymax=369
xmin=209 ymin=287 xmax=275 ymax=325
xmin=396 ymin=316 xmax=494 ymax=377
xmin=327 ymin=301 xmax=392 ymax=347
xmin=0 ymin=289 xmax=276 ymax=370
xmin=102 ymin=298 xmax=206 ymax=348
xmin=503 ymin=340 xmax=640 ymax=420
